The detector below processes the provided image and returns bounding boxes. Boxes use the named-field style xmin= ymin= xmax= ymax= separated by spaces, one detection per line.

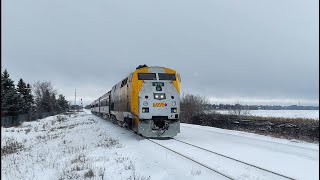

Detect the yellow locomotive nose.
xmin=91 ymin=66 xmax=180 ymax=138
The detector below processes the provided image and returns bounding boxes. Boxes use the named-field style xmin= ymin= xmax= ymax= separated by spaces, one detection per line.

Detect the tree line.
xmin=1 ymin=69 xmax=69 ymax=117
xmin=204 ymin=104 xmax=319 ymax=110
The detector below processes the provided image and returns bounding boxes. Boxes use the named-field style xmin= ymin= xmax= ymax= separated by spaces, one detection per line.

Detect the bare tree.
xmin=32 ymin=81 xmax=57 ymax=112
xmin=68 ymin=101 xmax=72 ymax=111
xmin=228 ymin=99 xmax=251 ymax=117
xmin=33 ymin=81 xmax=57 ymax=101
xmin=180 ymin=93 xmax=209 ymax=123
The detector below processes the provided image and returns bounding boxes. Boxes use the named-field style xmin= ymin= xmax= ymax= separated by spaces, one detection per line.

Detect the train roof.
xmin=133 ymin=66 xmax=176 ymax=72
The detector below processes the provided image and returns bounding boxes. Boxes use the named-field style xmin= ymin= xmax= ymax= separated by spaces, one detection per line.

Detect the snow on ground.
xmin=2 ymin=109 xmax=319 ymax=180
xmin=1 ymin=111 xmax=139 ymax=180
xmin=215 ymin=110 xmax=319 ymax=120
xmin=1 ymin=110 xmax=216 ymax=180
xmin=175 ymin=124 xmax=319 ymax=180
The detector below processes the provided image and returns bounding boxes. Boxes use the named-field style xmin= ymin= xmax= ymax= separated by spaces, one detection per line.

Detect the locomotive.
xmin=91 ymin=65 xmax=181 ymax=137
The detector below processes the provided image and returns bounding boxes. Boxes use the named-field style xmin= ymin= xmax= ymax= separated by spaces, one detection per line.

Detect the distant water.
xmin=212 ymin=110 xmax=319 ymax=120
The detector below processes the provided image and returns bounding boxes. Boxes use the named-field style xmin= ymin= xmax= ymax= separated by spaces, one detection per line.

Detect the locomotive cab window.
xmin=158 ymin=73 xmax=176 ymax=80
xmin=138 ymin=73 xmax=157 ymax=80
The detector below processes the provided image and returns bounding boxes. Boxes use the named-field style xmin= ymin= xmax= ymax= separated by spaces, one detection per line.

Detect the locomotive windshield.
xmin=158 ymin=73 xmax=176 ymax=80
xmin=138 ymin=73 xmax=157 ymax=80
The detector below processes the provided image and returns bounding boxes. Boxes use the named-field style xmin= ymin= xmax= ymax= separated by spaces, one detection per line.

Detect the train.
xmin=91 ymin=65 xmax=181 ymax=138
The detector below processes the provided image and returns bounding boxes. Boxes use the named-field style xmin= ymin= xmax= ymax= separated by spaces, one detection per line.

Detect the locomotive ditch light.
xmin=142 ymin=107 xmax=149 ymax=113
xmin=171 ymin=108 xmax=177 ymax=113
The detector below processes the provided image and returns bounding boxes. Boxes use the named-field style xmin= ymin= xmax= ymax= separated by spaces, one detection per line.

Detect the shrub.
xmin=84 ymin=169 xmax=94 ymax=178
xmin=56 ymin=115 xmax=67 ymax=122
xmin=1 ymin=138 xmax=24 ymax=156
xmin=192 ymin=113 xmax=319 ymax=143
xmin=180 ymin=93 xmax=208 ymax=123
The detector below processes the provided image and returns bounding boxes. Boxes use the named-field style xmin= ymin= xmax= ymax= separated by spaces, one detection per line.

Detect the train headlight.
xmin=171 ymin=108 xmax=177 ymax=113
xmin=172 ymin=101 xmax=176 ymax=106
xmin=154 ymin=93 xmax=166 ymax=100
xmin=142 ymin=107 xmax=149 ymax=113
xmin=143 ymin=101 xmax=148 ymax=106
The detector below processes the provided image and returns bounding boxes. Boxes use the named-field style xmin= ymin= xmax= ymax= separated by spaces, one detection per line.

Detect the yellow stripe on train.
xmin=153 ymin=103 xmax=165 ymax=107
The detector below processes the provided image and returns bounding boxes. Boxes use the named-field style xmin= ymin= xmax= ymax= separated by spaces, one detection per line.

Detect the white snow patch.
xmin=2 ymin=110 xmax=319 ymax=180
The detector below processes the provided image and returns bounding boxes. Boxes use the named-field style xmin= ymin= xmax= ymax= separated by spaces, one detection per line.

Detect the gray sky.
xmin=2 ymin=0 xmax=319 ymax=106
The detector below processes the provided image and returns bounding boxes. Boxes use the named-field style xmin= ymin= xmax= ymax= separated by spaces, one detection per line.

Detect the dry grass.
xmin=96 ymin=136 xmax=120 ymax=148
xmin=71 ymin=154 xmax=87 ymax=164
xmin=189 ymin=113 xmax=319 ymax=143
xmin=56 ymin=115 xmax=67 ymax=122
xmin=191 ymin=168 xmax=201 ymax=176
xmin=84 ymin=169 xmax=94 ymax=178
xmin=1 ymin=138 xmax=24 ymax=157
xmin=24 ymin=128 xmax=32 ymax=134
xmin=114 ymin=156 xmax=129 ymax=163
xmin=124 ymin=161 xmax=135 ymax=170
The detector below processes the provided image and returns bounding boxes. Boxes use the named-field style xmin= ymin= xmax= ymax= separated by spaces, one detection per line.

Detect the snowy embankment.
xmin=1 ymin=111 xmax=149 ymax=180
xmin=2 ymin=110 xmax=319 ymax=180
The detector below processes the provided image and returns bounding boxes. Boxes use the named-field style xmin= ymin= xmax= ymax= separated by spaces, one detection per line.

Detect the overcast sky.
xmin=2 ymin=0 xmax=319 ymax=106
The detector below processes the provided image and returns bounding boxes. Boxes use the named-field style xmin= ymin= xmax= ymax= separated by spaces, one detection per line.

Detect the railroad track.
xmin=147 ymin=138 xmax=235 ymax=180
xmin=97 ymin=114 xmax=296 ymax=179
xmin=147 ymin=138 xmax=296 ymax=180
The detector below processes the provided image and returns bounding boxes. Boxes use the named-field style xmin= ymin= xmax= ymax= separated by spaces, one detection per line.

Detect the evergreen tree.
xmin=50 ymin=93 xmax=58 ymax=112
xmin=1 ymin=69 xmax=24 ymax=116
xmin=2 ymin=69 xmax=15 ymax=93
xmin=25 ymin=83 xmax=34 ymax=112
xmin=2 ymin=90 xmax=24 ymax=116
xmin=57 ymin=94 xmax=68 ymax=112
xmin=17 ymin=78 xmax=27 ymax=94
xmin=16 ymin=78 xmax=27 ymax=113
xmin=41 ymin=89 xmax=52 ymax=112
xmin=1 ymin=71 xmax=5 ymax=113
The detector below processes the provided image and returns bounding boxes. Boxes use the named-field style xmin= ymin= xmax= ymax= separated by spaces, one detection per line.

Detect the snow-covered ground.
xmin=1 ymin=110 xmax=319 ymax=180
xmin=214 ymin=110 xmax=319 ymax=120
